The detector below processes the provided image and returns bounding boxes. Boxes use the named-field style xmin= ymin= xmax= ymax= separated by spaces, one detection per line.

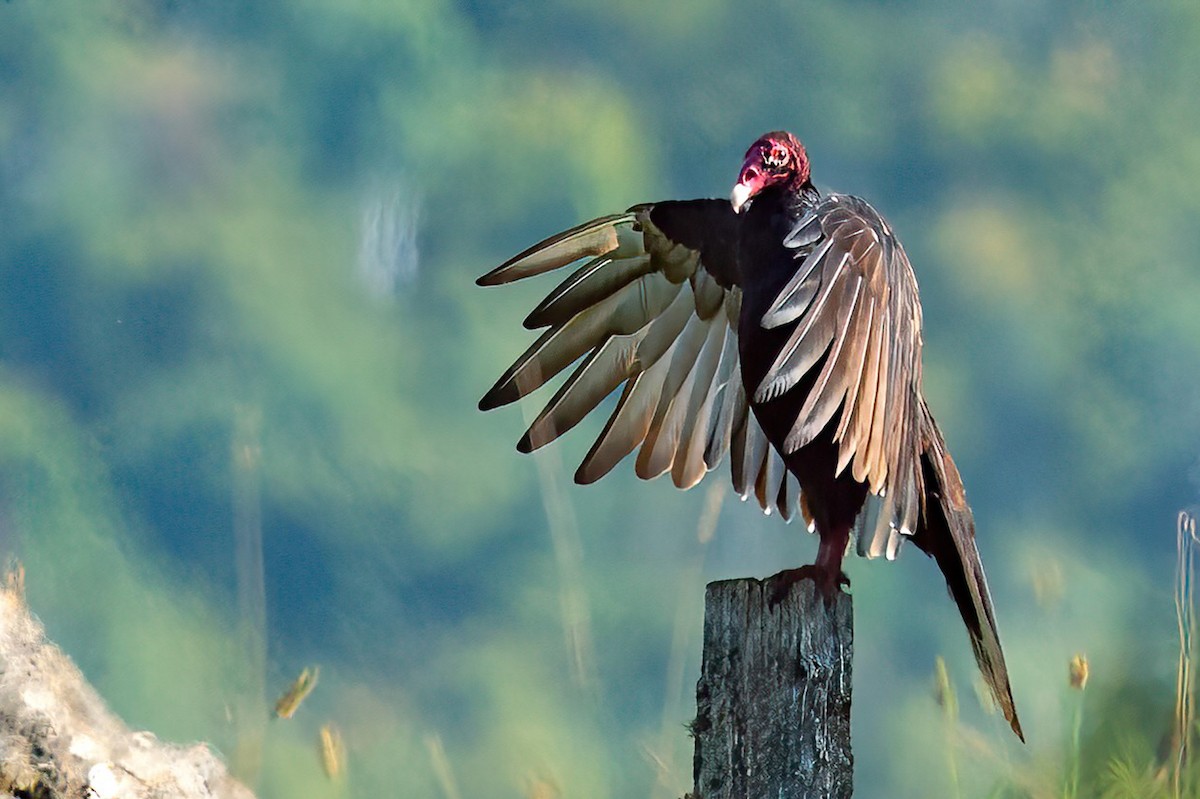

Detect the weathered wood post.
xmin=691 ymin=577 xmax=853 ymax=798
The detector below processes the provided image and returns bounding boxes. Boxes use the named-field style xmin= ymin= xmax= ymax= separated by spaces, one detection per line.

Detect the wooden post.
xmin=691 ymin=577 xmax=853 ymax=799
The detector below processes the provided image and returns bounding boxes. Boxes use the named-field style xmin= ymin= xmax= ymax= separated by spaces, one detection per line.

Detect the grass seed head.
xmin=1069 ymin=653 xmax=1089 ymax=691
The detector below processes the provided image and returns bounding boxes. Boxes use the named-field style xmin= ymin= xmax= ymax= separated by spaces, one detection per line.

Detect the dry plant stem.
xmin=519 ymin=379 xmax=599 ymax=698
xmin=426 ymin=733 xmax=464 ymax=799
xmin=1064 ymin=692 xmax=1083 ymax=799
xmin=934 ymin=656 xmax=961 ymax=799
xmin=650 ymin=482 xmax=724 ymax=799
xmin=0 ymin=582 xmax=255 ymax=799
xmin=692 ymin=577 xmax=852 ymax=799
xmin=944 ymin=726 xmax=961 ymax=799
xmin=232 ymin=404 xmax=268 ymax=782
xmin=1174 ymin=511 xmax=1198 ymax=799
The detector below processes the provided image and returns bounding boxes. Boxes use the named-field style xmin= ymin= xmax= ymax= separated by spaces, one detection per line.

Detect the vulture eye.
xmin=763 ymin=144 xmax=789 ymax=169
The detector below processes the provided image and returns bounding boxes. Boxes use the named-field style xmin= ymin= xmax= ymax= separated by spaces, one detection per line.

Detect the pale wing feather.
xmin=519 ymin=284 xmax=696 ymax=452
xmin=479 ymin=214 xmax=636 ymax=285
xmin=674 ymin=325 xmax=736 ymax=488
xmin=702 ymin=331 xmax=742 ymax=468
xmin=524 ymin=252 xmax=653 ymax=328
xmin=757 ymin=193 xmax=925 ymax=551
xmin=759 ymin=236 xmax=834 ymax=329
xmin=519 ymin=331 xmax=645 ymax=453
xmin=783 ymin=273 xmax=864 ymax=452
xmin=690 ymin=264 xmax=727 ymax=321
xmin=638 ymin=313 xmax=713 ymax=474
xmin=483 ymin=204 xmax=804 ymax=520
xmin=732 ymin=397 xmax=766 ymax=497
xmin=639 ymin=315 xmax=722 ymax=481
xmin=755 ymin=245 xmax=853 ymax=403
xmin=575 ymin=350 xmax=673 ymax=484
xmin=480 ymin=271 xmax=680 ymax=409
xmin=833 ymin=297 xmax=876 ymax=467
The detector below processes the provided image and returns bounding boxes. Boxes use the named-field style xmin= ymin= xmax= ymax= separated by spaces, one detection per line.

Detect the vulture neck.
xmin=780 ymin=178 xmax=820 ymax=216
xmin=736 ymin=179 xmax=820 ymax=297
xmin=743 ymin=179 xmax=819 ymax=232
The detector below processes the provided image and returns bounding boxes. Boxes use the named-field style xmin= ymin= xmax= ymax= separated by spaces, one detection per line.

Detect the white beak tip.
xmin=730 ymin=183 xmax=753 ymax=214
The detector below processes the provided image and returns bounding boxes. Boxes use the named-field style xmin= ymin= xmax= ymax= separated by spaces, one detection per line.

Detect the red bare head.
xmin=730 ymin=131 xmax=811 ymax=213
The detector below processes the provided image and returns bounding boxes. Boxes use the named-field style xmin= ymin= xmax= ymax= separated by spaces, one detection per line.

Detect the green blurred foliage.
xmin=1 ymin=1 xmax=1198 ymax=797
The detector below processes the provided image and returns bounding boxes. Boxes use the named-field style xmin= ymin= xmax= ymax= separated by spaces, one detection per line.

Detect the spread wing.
xmin=754 ymin=193 xmax=924 ymax=556
xmin=478 ymin=200 xmax=801 ymax=519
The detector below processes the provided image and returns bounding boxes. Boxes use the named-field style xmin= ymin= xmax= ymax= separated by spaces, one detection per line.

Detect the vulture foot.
xmin=766 ymin=565 xmax=849 ymax=607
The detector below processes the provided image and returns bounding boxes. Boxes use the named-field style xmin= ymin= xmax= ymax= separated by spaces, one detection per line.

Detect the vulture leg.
xmin=766 ymin=524 xmax=852 ymax=606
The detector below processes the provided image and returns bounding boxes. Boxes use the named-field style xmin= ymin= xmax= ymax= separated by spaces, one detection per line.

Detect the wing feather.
xmin=756 ymin=193 xmax=924 ymax=546
xmin=733 ymin=405 xmax=767 ymax=499
xmin=524 ymin=252 xmax=653 ymax=329
xmin=638 ymin=313 xmax=713 ymax=472
xmin=783 ymin=274 xmax=864 ymax=452
xmin=776 ymin=471 xmax=798 ymax=522
xmin=703 ymin=332 xmax=742 ymax=469
xmin=833 ymin=297 xmax=876 ymax=466
xmin=482 ymin=201 xmax=800 ymax=521
xmin=639 ymin=315 xmax=723 ymax=482
xmin=756 ymin=446 xmax=787 ymax=517
xmin=674 ymin=326 xmax=737 ymax=488
xmin=690 ymin=263 xmax=727 ymax=320
xmin=518 ymin=331 xmax=644 ymax=453
xmin=755 ymin=244 xmax=853 ymax=403
xmin=478 ymin=214 xmax=636 ymax=285
xmin=479 ymin=271 xmax=681 ymax=409
xmin=760 ymin=236 xmax=834 ymax=329
xmin=575 ymin=349 xmax=673 ymax=484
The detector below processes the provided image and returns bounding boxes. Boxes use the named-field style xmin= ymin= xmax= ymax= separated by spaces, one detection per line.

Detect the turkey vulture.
xmin=477 ymin=131 xmax=1023 ymax=740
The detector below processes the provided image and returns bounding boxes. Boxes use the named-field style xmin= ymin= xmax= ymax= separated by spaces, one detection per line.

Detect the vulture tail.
xmin=910 ymin=399 xmax=1024 ymax=742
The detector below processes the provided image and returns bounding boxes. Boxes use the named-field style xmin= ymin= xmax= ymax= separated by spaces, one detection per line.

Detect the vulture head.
xmin=730 ymin=131 xmax=811 ymax=213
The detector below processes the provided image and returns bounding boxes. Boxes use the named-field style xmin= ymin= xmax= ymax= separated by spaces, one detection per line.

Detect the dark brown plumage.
xmin=478 ymin=131 xmax=1023 ymax=740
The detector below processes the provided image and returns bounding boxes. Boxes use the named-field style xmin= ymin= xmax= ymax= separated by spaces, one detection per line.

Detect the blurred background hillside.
xmin=1 ymin=1 xmax=1198 ymax=797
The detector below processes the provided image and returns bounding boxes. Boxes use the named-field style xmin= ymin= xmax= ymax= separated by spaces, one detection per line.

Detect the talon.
xmin=765 ymin=565 xmax=849 ymax=607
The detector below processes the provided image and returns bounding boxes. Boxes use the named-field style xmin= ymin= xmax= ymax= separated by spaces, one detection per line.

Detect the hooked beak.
xmin=730 ymin=182 xmax=754 ymax=214
xmin=730 ymin=161 xmax=769 ymax=214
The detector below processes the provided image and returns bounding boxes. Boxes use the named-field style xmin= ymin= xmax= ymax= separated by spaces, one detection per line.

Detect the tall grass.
xmin=648 ymin=481 xmax=724 ymax=799
xmin=936 ymin=655 xmax=964 ymax=799
xmin=521 ymin=372 xmax=599 ymax=698
xmin=1065 ymin=654 xmax=1088 ymax=799
xmin=1173 ymin=511 xmax=1198 ymax=799
xmin=935 ymin=509 xmax=1200 ymax=799
xmin=426 ymin=733 xmax=464 ymax=799
xmin=232 ymin=404 xmax=267 ymax=784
